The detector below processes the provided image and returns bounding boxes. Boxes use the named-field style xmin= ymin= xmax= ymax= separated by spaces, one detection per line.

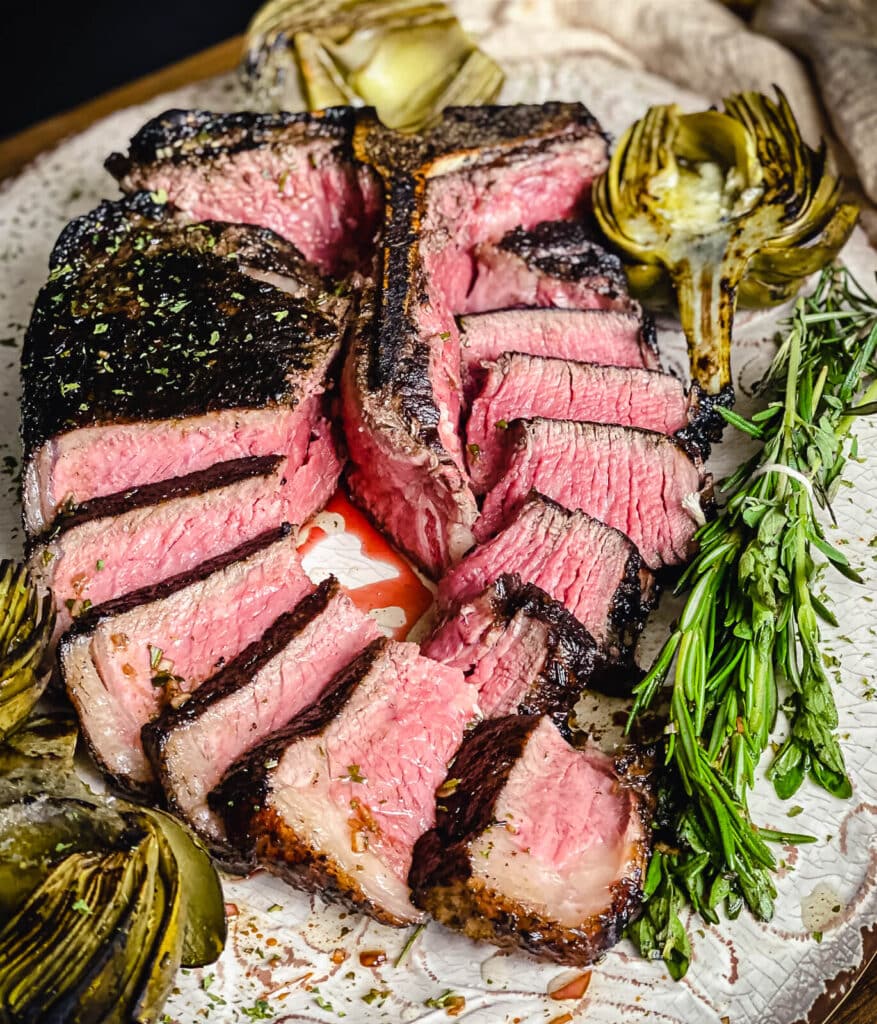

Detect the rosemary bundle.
xmin=627 ymin=265 xmax=877 ymax=978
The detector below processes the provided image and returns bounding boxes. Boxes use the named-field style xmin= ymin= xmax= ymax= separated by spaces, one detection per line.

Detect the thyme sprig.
xmin=627 ymin=266 xmax=877 ymax=978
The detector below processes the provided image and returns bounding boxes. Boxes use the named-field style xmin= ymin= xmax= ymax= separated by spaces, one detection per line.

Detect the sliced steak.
xmin=466 ymin=355 xmax=704 ymax=492
xmin=21 ymin=194 xmax=343 ymax=537
xmin=60 ymin=526 xmax=312 ymax=796
xmin=423 ymin=574 xmax=614 ymax=728
xmin=409 ymin=715 xmax=651 ymax=965
xmin=30 ymin=443 xmax=338 ymax=638
xmin=142 ymin=579 xmax=381 ymax=844
xmin=460 ymin=309 xmax=660 ymax=389
xmin=345 ymin=104 xmax=609 ymax=575
xmin=106 ymin=108 xmax=383 ymax=274
xmin=437 ymin=494 xmax=654 ymax=657
xmin=215 ymin=637 xmax=479 ymax=924
xmin=462 ymin=221 xmax=631 ymax=314
xmin=475 ymin=418 xmax=712 ymax=570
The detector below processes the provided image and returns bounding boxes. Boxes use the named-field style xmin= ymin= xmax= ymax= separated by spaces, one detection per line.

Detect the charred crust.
xmin=143 ymin=577 xmax=338 ymax=758
xmin=638 ymin=312 xmax=661 ymax=366
xmin=106 ymin=107 xmax=360 ymax=177
xmin=409 ymin=718 xmax=652 ymax=965
xmin=66 ymin=524 xmax=293 ymax=635
xmin=496 ymin=221 xmax=627 ymax=295
xmin=605 ymin=549 xmax=658 ymax=669
xmin=29 ymin=455 xmax=282 ymax=548
xmin=355 ymin=103 xmax=606 ymax=178
xmin=209 ymin=638 xmax=391 ymax=846
xmin=249 ymin=806 xmax=411 ymax=927
xmin=22 ymin=198 xmax=340 ymax=458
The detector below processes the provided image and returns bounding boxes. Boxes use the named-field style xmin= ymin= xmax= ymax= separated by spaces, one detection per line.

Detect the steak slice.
xmin=408 ymin=715 xmax=651 ymax=965
xmin=345 ymin=104 xmax=609 ymax=575
xmin=475 ymin=418 xmax=712 ymax=570
xmin=437 ymin=494 xmax=654 ymax=657
xmin=423 ymin=574 xmax=612 ymax=728
xmin=142 ymin=579 xmax=381 ymax=844
xmin=21 ymin=194 xmax=344 ymax=537
xmin=29 ymin=441 xmax=339 ymax=638
xmin=59 ymin=526 xmax=312 ymax=796
xmin=106 ymin=108 xmax=383 ymax=274
xmin=214 ymin=637 xmax=479 ymax=924
xmin=459 ymin=309 xmax=661 ymax=389
xmin=466 ymin=354 xmax=705 ymax=492
xmin=462 ymin=221 xmax=632 ymax=314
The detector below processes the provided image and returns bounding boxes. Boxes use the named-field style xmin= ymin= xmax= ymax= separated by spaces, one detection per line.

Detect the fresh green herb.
xmin=436 ymin=778 xmax=460 ymax=798
xmin=95 ymin=559 xmax=105 ymax=571
xmin=273 ymin=310 xmax=289 ymax=323
xmin=626 ymin=266 xmax=877 ymax=978
xmin=148 ymin=645 xmax=163 ymax=670
xmin=54 ymin=841 xmax=73 ymax=853
xmin=362 ymin=988 xmax=390 ymax=1005
xmin=344 ymin=764 xmax=366 ymax=784
xmin=71 ymin=898 xmax=92 ymax=915
xmin=240 ymin=999 xmax=274 ymax=1019
xmin=393 ymin=923 xmax=425 ymax=967
xmin=424 ymin=990 xmax=464 ymax=1012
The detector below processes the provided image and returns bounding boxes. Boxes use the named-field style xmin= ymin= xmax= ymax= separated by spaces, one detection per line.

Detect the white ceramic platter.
xmin=1 ymin=2 xmax=877 ymax=1021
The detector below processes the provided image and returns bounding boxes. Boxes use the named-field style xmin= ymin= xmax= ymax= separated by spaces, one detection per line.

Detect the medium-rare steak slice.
xmin=60 ymin=526 xmax=312 ymax=795
xmin=106 ymin=108 xmax=383 ymax=274
xmin=409 ymin=715 xmax=650 ymax=965
xmin=462 ymin=220 xmax=632 ymax=314
xmin=214 ymin=637 xmax=479 ymax=924
xmin=345 ymin=104 xmax=610 ymax=575
xmin=459 ymin=309 xmax=660 ymax=390
xmin=437 ymin=494 xmax=654 ymax=657
xmin=21 ymin=194 xmax=343 ymax=537
xmin=476 ymin=418 xmax=712 ymax=570
xmin=142 ymin=579 xmax=381 ymax=844
xmin=466 ymin=355 xmax=707 ymax=492
xmin=30 ymin=442 xmax=338 ymax=638
xmin=423 ymin=574 xmax=616 ymax=728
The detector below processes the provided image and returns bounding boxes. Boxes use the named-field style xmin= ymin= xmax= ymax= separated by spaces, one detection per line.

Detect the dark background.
xmin=2 ymin=1 xmax=261 ymax=140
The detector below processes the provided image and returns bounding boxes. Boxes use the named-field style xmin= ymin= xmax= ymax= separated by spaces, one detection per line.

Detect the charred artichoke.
xmin=594 ymin=89 xmax=857 ymax=393
xmin=243 ymin=0 xmax=503 ymax=131
xmin=0 ymin=560 xmax=54 ymax=742
xmin=0 ymin=735 xmax=226 ymax=1022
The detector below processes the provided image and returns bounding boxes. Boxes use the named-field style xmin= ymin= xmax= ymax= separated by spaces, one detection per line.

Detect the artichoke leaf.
xmin=137 ymin=807 xmax=226 ymax=968
xmin=126 ymin=814 xmax=186 ymax=1024
xmin=0 ymin=712 xmax=78 ymax=773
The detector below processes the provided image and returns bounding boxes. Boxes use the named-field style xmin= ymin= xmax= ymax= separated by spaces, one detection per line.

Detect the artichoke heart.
xmin=594 ymin=89 xmax=857 ymax=394
xmin=243 ymin=0 xmax=503 ymax=131
xmin=0 ymin=561 xmax=54 ymax=743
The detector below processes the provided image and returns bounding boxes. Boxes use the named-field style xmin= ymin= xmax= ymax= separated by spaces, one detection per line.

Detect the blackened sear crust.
xmin=142 ymin=578 xmax=342 ymax=811
xmin=676 ymin=381 xmax=735 ymax=459
xmin=481 ymin=574 xmax=622 ymax=726
xmin=48 ymin=192 xmax=328 ymax=296
xmin=21 ymin=197 xmax=340 ymax=458
xmin=33 ymin=454 xmax=282 ymax=544
xmin=497 ymin=220 xmax=628 ymax=294
xmin=409 ymin=716 xmax=651 ymax=966
xmin=357 ymin=103 xmax=607 ymax=176
xmin=211 ymin=638 xmax=390 ymax=847
xmin=67 ymin=524 xmax=292 ymax=635
xmin=105 ymin=107 xmax=360 ymax=177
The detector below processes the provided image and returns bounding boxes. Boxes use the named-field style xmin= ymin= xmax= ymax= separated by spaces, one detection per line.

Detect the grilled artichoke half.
xmin=594 ymin=89 xmax=858 ymax=394
xmin=0 ymin=723 xmax=226 ymax=1022
xmin=0 ymin=560 xmax=54 ymax=742
xmin=243 ymin=0 xmax=503 ymax=131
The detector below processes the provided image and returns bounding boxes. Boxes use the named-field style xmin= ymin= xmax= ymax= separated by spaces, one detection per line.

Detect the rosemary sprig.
xmin=627 ymin=265 xmax=877 ymax=977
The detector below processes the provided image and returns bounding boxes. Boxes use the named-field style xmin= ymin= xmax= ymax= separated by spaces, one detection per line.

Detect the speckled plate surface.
xmin=1 ymin=2 xmax=877 ymax=1021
